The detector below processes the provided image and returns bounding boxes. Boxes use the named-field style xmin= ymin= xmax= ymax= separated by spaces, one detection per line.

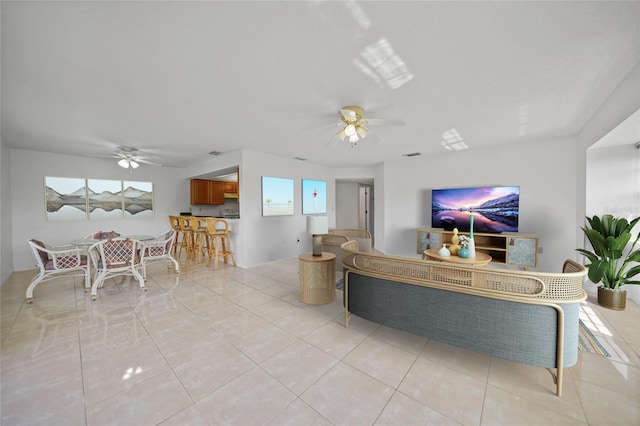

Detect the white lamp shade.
xmin=118 ymin=158 xmax=129 ymax=168
xmin=306 ymin=215 xmax=328 ymax=235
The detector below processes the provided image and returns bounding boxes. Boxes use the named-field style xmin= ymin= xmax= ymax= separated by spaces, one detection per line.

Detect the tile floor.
xmin=1 ymin=257 xmax=639 ymax=425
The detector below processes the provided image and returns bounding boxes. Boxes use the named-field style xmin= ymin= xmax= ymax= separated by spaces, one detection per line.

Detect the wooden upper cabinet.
xmin=209 ymin=181 xmax=224 ymax=204
xmin=190 ymin=179 xmax=224 ymax=205
xmin=223 ymin=181 xmax=237 ymax=194
xmin=190 ymin=179 xmax=210 ymax=204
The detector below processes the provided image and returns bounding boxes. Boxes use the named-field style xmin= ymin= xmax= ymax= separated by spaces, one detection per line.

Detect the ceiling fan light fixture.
xmin=345 ymin=124 xmax=357 ymax=137
xmin=356 ymin=125 xmax=368 ymax=139
xmin=118 ymin=158 xmax=140 ymax=169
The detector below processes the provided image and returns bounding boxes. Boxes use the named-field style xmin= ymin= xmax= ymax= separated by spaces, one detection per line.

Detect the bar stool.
xmin=168 ymin=215 xmax=182 ymax=255
xmin=191 ymin=217 xmax=209 ymax=263
xmin=205 ymin=218 xmax=236 ymax=270
xmin=177 ymin=216 xmax=194 ymax=261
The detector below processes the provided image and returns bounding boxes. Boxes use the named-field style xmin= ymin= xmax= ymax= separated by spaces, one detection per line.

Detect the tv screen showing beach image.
xmin=262 ymin=176 xmax=294 ymax=216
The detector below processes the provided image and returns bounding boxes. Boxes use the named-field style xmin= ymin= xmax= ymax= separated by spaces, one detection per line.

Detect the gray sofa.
xmin=341 ymin=250 xmax=587 ymax=396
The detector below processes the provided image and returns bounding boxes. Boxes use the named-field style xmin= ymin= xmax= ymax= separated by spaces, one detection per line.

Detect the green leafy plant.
xmin=576 ymin=214 xmax=640 ymax=289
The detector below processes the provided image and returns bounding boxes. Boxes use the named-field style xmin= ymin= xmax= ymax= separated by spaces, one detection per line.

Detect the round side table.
xmin=298 ymin=252 xmax=336 ymax=305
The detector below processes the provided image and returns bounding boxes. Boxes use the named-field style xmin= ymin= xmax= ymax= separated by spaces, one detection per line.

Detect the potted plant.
xmin=576 ymin=214 xmax=640 ymax=310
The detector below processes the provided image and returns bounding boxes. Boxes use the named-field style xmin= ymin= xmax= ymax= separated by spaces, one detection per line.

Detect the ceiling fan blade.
xmin=134 ymin=158 xmax=162 ymax=167
xmin=365 ymin=118 xmax=406 ymax=126
xmin=83 ymin=153 xmax=121 ymax=160
xmin=340 ymin=108 xmax=358 ymax=122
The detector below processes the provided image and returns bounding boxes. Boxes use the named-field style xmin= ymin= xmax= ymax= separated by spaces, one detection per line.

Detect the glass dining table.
xmin=69 ymin=235 xmax=154 ymax=247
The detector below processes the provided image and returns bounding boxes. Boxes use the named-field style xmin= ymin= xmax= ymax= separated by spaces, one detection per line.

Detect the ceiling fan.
xmin=335 ymin=106 xmax=405 ymax=147
xmin=111 ymin=146 xmax=162 ymax=170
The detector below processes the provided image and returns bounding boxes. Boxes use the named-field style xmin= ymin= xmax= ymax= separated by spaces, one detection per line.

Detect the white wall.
xmin=586 ymin=144 xmax=640 ymax=302
xmin=336 ymin=181 xmax=360 ymax=229
xmin=9 ymin=149 xmax=189 ymax=271
xmin=1 ymin=140 xmax=14 ymax=283
xmin=381 ymin=137 xmax=578 ymax=272
xmin=236 ymin=150 xmax=336 ymax=267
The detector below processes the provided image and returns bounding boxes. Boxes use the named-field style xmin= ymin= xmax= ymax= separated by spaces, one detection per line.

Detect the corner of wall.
xmin=1 ymin=141 xmax=15 ymax=284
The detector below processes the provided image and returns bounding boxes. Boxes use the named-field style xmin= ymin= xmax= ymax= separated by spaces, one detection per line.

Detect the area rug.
xmin=578 ymin=319 xmax=611 ymax=357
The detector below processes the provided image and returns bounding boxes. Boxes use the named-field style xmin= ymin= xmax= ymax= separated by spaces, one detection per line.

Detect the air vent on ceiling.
xmin=293 ymin=157 xmax=307 ymax=161
xmin=402 ymin=152 xmax=422 ymax=157
xmin=209 ymin=151 xmax=222 ymax=156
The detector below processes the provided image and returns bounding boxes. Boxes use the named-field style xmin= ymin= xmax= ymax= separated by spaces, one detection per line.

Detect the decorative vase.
xmin=458 ymin=246 xmax=470 ymax=258
xmin=468 ymin=238 xmax=476 ymax=258
xmin=597 ymin=286 xmax=626 ymax=310
xmin=449 ymin=228 xmax=460 ymax=255
xmin=468 ymin=215 xmax=476 ymax=258
xmin=438 ymin=244 xmax=450 ymax=257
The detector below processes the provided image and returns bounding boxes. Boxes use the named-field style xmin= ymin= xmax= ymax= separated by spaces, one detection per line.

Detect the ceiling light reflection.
xmin=355 ymin=38 xmax=414 ymax=90
xmin=441 ymin=128 xmax=469 ymax=151
xmin=344 ymin=0 xmax=371 ymax=29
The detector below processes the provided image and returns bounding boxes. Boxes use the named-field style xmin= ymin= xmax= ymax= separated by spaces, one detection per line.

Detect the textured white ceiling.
xmin=2 ymin=1 xmax=639 ymax=168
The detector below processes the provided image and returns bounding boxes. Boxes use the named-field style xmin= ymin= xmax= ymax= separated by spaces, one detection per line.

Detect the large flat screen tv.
xmin=431 ymin=186 xmax=520 ymax=233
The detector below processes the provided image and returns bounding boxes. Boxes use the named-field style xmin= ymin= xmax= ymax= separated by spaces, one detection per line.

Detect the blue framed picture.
xmin=302 ymin=179 xmax=327 ymax=215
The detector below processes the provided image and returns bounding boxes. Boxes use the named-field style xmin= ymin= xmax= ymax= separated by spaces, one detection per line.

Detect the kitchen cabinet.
xmin=223 ymin=182 xmax=237 ymax=194
xmin=209 ymin=181 xmax=224 ymax=204
xmin=190 ymin=179 xmax=224 ymax=205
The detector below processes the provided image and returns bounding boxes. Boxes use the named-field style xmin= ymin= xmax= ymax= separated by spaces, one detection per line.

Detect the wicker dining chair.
xmin=26 ymin=239 xmax=91 ymax=303
xmin=140 ymin=230 xmax=180 ymax=279
xmin=88 ymin=238 xmax=145 ymax=300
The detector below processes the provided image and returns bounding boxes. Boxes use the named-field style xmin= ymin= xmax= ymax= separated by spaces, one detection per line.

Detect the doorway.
xmin=359 ymin=184 xmax=373 ymax=238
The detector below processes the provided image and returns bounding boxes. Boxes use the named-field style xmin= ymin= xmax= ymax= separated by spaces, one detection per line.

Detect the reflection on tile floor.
xmin=1 ymin=258 xmax=639 ymax=425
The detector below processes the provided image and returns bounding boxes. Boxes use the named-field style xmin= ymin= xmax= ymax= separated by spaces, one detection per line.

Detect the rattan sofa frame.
xmin=341 ymin=251 xmax=587 ymax=397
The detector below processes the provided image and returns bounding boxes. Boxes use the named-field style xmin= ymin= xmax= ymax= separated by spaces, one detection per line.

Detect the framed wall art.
xmin=45 ymin=177 xmax=88 ymax=221
xmin=302 ymin=178 xmax=327 ymax=214
xmin=262 ymin=176 xmax=294 ymax=216
xmin=123 ymin=180 xmax=154 ymax=219
xmin=88 ymin=179 xmax=123 ymax=220
xmin=44 ymin=176 xmax=154 ymax=221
